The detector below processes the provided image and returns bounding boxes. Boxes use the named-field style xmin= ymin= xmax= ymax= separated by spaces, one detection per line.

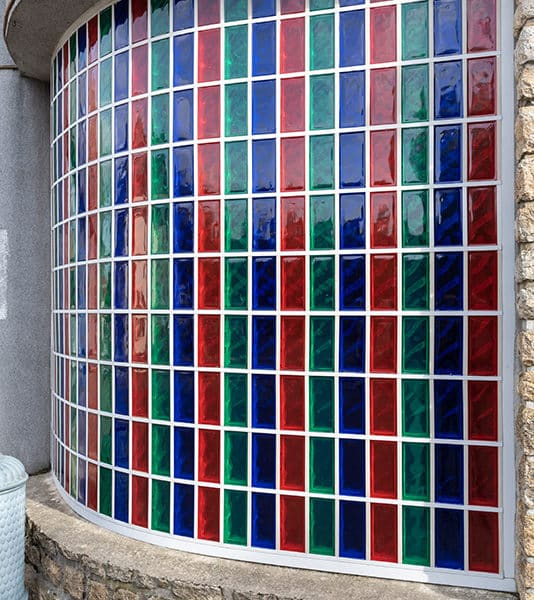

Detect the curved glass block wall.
xmin=50 ymin=0 xmax=514 ymax=589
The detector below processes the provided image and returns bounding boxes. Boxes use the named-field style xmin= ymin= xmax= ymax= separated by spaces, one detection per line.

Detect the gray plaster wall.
xmin=0 ymin=0 xmax=51 ymax=474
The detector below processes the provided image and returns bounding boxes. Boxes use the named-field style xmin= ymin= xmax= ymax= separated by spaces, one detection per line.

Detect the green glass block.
xmin=69 ymin=33 xmax=77 ymax=78
xmin=70 ymin=314 xmax=77 ymax=355
xmin=99 ymin=58 xmax=112 ymax=107
xmin=151 ymin=204 xmax=170 ymax=253
xmin=99 ymin=467 xmax=112 ymax=516
xmin=70 ymin=456 xmax=77 ymax=498
xmin=151 ymin=94 xmax=169 ymax=145
xmin=151 ymin=259 xmax=169 ymax=309
xmin=402 ymin=253 xmax=429 ymax=310
xmin=225 ymin=84 xmax=248 ymax=137
xmin=99 ymin=211 xmax=112 ymax=258
xmin=69 ymin=219 xmax=76 ymax=264
xmin=402 ymin=127 xmax=428 ymax=185
xmin=100 ymin=7 xmax=112 ymax=56
xmin=225 ymin=25 xmax=248 ymax=79
xmin=402 ymin=379 xmax=430 ymax=437
xmin=69 ymin=269 xmax=76 ymax=309
xmin=225 ymin=199 xmax=248 ymax=251
xmin=70 ymin=362 xmax=77 ymax=404
xmin=70 ymin=409 xmax=77 ymax=454
xmin=225 ymin=142 xmax=248 ymax=193
xmin=152 ymin=39 xmax=170 ymax=91
xmin=100 ymin=314 xmax=112 ymax=360
xmin=310 ymin=14 xmax=334 ymax=70
xmin=151 ymin=315 xmax=170 ymax=365
xmin=402 ymin=1 xmax=428 ymax=60
xmin=70 ymin=173 xmax=77 ymax=215
xmin=224 ymin=490 xmax=247 ymax=545
xmin=100 ymin=262 xmax=111 ymax=308
xmin=70 ymin=128 xmax=77 ymax=170
xmin=310 ymin=195 xmax=334 ymax=250
xmin=70 ymin=78 xmax=77 ymax=124
xmin=100 ymin=365 xmax=112 ymax=412
xmin=224 ymin=372 xmax=248 ymax=426
xmin=403 ymin=506 xmax=430 ymax=566
xmin=310 ymin=136 xmax=335 ymax=190
xmin=151 ymin=149 xmax=169 ymax=199
xmin=310 ymin=74 xmax=334 ymax=130
xmin=224 ymin=315 xmax=248 ymax=368
xmin=310 ymin=255 xmax=334 ymax=310
xmin=151 ymin=479 xmax=171 ymax=532
xmin=310 ymin=0 xmax=334 ymax=9
xmin=151 ymin=424 xmax=170 ymax=476
xmin=225 ymin=0 xmax=247 ymax=22
xmin=100 ymin=416 xmax=112 ymax=464
xmin=100 ymin=109 xmax=112 ymax=156
xmin=224 ymin=431 xmax=248 ymax=485
xmin=402 ymin=442 xmax=430 ymax=501
xmin=310 ymin=317 xmax=334 ymax=372
xmin=310 ymin=437 xmax=334 ymax=494
xmin=152 ymin=369 xmax=170 ymax=421
xmin=151 ymin=0 xmax=170 ymax=36
xmin=100 ymin=160 xmax=112 ymax=207
xmin=402 ymin=190 xmax=428 ymax=247
xmin=402 ymin=317 xmax=429 ymax=374
xmin=309 ymin=377 xmax=334 ymax=432
xmin=402 ymin=65 xmax=428 ymax=123
xmin=225 ymin=257 xmax=248 ymax=309
xmin=310 ymin=498 xmax=335 ymax=555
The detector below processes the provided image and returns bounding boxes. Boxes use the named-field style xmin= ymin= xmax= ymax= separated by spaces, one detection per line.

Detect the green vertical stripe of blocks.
xmin=309 ymin=377 xmax=334 ymax=432
xmin=310 ymin=317 xmax=334 ymax=372
xmin=224 ymin=373 xmax=248 ymax=426
xmin=152 ymin=369 xmax=170 ymax=420
xmin=100 ymin=416 xmax=112 ymax=464
xmin=151 ymin=259 xmax=169 ymax=309
xmin=310 ymin=74 xmax=335 ymax=130
xmin=401 ymin=1 xmax=428 ymax=60
xmin=151 ymin=479 xmax=171 ymax=532
xmin=403 ymin=506 xmax=430 ymax=565
xmin=225 ymin=142 xmax=248 ymax=193
xmin=402 ymin=379 xmax=430 ymax=437
xmin=402 ymin=190 xmax=428 ymax=247
xmin=225 ymin=25 xmax=248 ymax=79
xmin=100 ymin=211 xmax=111 ymax=257
xmin=152 ymin=94 xmax=170 ymax=145
xmin=402 ymin=127 xmax=428 ymax=185
xmin=100 ymin=365 xmax=112 ymax=412
xmin=310 ymin=437 xmax=334 ymax=494
xmin=69 ymin=174 xmax=77 ymax=216
xmin=225 ymin=257 xmax=248 ymax=309
xmin=225 ymin=200 xmax=248 ymax=251
xmin=100 ymin=262 xmax=111 ymax=308
xmin=402 ymin=442 xmax=430 ymax=501
xmin=402 ymin=317 xmax=429 ymax=374
xmin=70 ymin=128 xmax=77 ymax=170
xmin=224 ymin=316 xmax=248 ymax=368
xmin=100 ymin=110 xmax=112 ymax=156
xmin=152 ymin=39 xmax=170 ymax=91
xmin=99 ymin=467 xmax=112 ymax=516
xmin=310 ymin=196 xmax=335 ymax=250
xmin=224 ymin=489 xmax=247 ymax=545
xmin=310 ymin=498 xmax=335 ymax=555
xmin=225 ymin=84 xmax=248 ymax=137
xmin=69 ymin=268 xmax=76 ymax=306
xmin=310 ymin=255 xmax=335 ymax=310
xmin=151 ymin=424 xmax=170 ymax=476
xmin=100 ymin=161 xmax=112 ymax=207
xmin=151 ymin=150 xmax=170 ymax=200
xmin=100 ymin=314 xmax=112 ymax=360
xmin=151 ymin=315 xmax=170 ymax=365
xmin=70 ymin=408 xmax=77 ymax=452
xmin=151 ymin=204 xmax=170 ymax=253
xmin=99 ymin=58 xmax=112 ymax=107
xmin=402 ymin=65 xmax=428 ymax=123
xmin=224 ymin=431 xmax=248 ymax=485
xmin=310 ymin=14 xmax=334 ymax=70
xmin=402 ymin=253 xmax=429 ymax=310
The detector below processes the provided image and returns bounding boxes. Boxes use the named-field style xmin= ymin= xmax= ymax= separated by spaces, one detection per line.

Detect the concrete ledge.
xmin=25 ymin=473 xmax=517 ymax=600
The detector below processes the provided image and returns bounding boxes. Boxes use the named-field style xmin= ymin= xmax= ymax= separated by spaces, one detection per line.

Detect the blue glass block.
xmin=435 ymin=380 xmax=463 ymax=439
xmin=174 ymin=426 xmax=195 ymax=479
xmin=340 ymin=72 xmax=365 ymax=128
xmin=253 ymin=0 xmax=275 ymax=17
xmin=434 ymin=0 xmax=462 ymax=56
xmin=114 ymin=52 xmax=129 ymax=102
xmin=435 ymin=444 xmax=463 ymax=504
xmin=340 ymin=133 xmax=365 ymax=188
xmin=252 ymin=80 xmax=276 ymax=135
xmin=78 ymin=25 xmax=87 ymax=71
xmin=173 ymin=258 xmax=194 ymax=309
xmin=435 ymin=508 xmax=464 ymax=569
xmin=114 ymin=104 xmax=128 ymax=153
xmin=173 ymin=90 xmax=194 ymax=141
xmin=252 ymin=316 xmax=276 ymax=370
xmin=114 ymin=314 xmax=128 ymax=363
xmin=252 ymin=22 xmax=276 ymax=76
xmin=77 ymin=313 xmax=86 ymax=358
xmin=78 ymin=121 xmax=87 ymax=166
xmin=78 ymin=362 xmax=87 ymax=408
xmin=435 ymin=126 xmax=461 ymax=183
xmin=115 ymin=366 xmax=129 ymax=415
xmin=435 ymin=252 xmax=463 ymax=310
xmin=252 ymin=374 xmax=276 ymax=429
xmin=173 ymin=202 xmax=194 ymax=252
xmin=434 ymin=316 xmax=463 ymax=375
xmin=252 ymin=198 xmax=276 ymax=250
xmin=339 ymin=439 xmax=365 ymax=496
xmin=114 ymin=419 xmax=129 ymax=468
xmin=340 ymin=501 xmax=365 ymax=559
xmin=78 ymin=169 xmax=86 ymax=214
xmin=341 ymin=255 xmax=365 ymax=310
xmin=340 ymin=193 xmax=365 ymax=248
xmin=78 ymin=72 xmax=87 ymax=118
xmin=252 ymin=493 xmax=275 ymax=549
xmin=434 ymin=61 xmax=463 ymax=119
xmin=252 ymin=139 xmax=276 ymax=193
xmin=173 ymin=146 xmax=194 ymax=197
xmin=114 ymin=471 xmax=129 ymax=523
xmin=114 ymin=262 xmax=128 ymax=309
xmin=77 ymin=217 xmax=86 ymax=262
xmin=115 ymin=209 xmax=128 ymax=257
xmin=77 ymin=265 xmax=86 ymax=310
xmin=252 ymin=434 xmax=276 ymax=488
xmin=174 ymin=483 xmax=194 ymax=536
xmin=340 ymin=317 xmax=365 ymax=373
xmin=435 ymin=188 xmax=462 ymax=245
xmin=339 ymin=377 xmax=365 ymax=433
xmin=253 ymin=257 xmax=276 ymax=310
xmin=173 ymin=34 xmax=194 ymax=86
xmin=174 ymin=371 xmax=194 ymax=423
xmin=115 ymin=156 xmax=128 ymax=204
xmin=174 ymin=0 xmax=194 ymax=31
xmin=114 ymin=0 xmax=129 ymax=49
xmin=340 ymin=11 xmax=365 ymax=67
xmin=174 ymin=315 xmax=194 ymax=366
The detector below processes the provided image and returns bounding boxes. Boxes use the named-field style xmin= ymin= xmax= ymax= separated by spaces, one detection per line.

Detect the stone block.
xmin=517 ymin=106 xmax=534 ymax=160
xmin=63 ymin=564 xmax=85 ymax=600
xmin=516 ymin=24 xmax=534 ymax=71
xmin=518 ymin=243 xmax=534 ymax=281
xmin=40 ymin=554 xmax=62 ymax=587
xmin=515 ymin=0 xmax=534 ymax=38
xmin=519 ymin=371 xmax=534 ymax=402
xmin=517 ymin=155 xmax=534 ymax=202
xmin=518 ymin=283 xmax=534 ymax=319
xmin=519 ymin=406 xmax=534 ymax=455
xmin=519 ymin=331 xmax=534 ymax=366
xmin=517 ymin=203 xmax=534 ymax=242
xmin=519 ymin=63 xmax=534 ymax=101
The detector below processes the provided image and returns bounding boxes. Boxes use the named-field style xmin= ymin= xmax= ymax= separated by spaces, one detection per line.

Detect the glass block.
xmin=174 ymin=315 xmax=194 ymax=366
xmin=173 ymin=427 xmax=194 ymax=480
xmin=132 ymin=98 xmax=148 ymax=148
xmin=340 ymin=193 xmax=365 ymax=248
xmin=174 ymin=0 xmax=194 ymax=30
xmin=198 ymin=371 xmax=220 ymax=422
xmin=402 ymin=1 xmax=428 ymax=59
xmin=309 ymin=377 xmax=334 ymax=433
xmin=370 ymin=6 xmax=396 ymax=64
xmin=371 ymin=68 xmax=396 ymax=125
xmin=280 ymin=18 xmax=304 ymax=73
xmin=225 ymin=25 xmax=248 ymax=79
xmin=310 ymin=75 xmax=334 ymax=130
xmin=340 ymin=501 xmax=365 ymax=559
xmin=402 ymin=442 xmax=430 ymax=501
xmin=225 ymin=0 xmax=247 ymax=21
xmin=434 ymin=0 xmax=462 ymax=56
xmin=370 ymin=254 xmax=397 ymax=310
xmin=115 ymin=52 xmax=129 ymax=102
xmin=339 ymin=378 xmax=364 ymax=434
xmin=435 ymin=188 xmax=462 ymax=246
xmin=467 ymin=0 xmax=496 ymax=52
xmin=436 ymin=444 xmax=463 ymax=504
xmin=280 ymin=495 xmax=305 ymax=551
xmin=403 ymin=506 xmax=430 ymax=566
xmin=281 ymin=257 xmax=305 ymax=310
xmin=402 ymin=317 xmax=429 ymax=374
xmin=224 ymin=315 xmax=248 ymax=368
xmin=198 ymin=85 xmax=221 ymax=138
xmin=152 ymin=370 xmax=170 ymax=421
xmin=340 ymin=11 xmax=365 ymax=67
xmin=99 ymin=467 xmax=112 ymax=516
xmin=340 ymin=133 xmax=365 ymax=189
xmin=198 ymin=429 xmax=220 ymax=482
xmin=310 ymin=14 xmax=334 ymax=71
xmin=371 ymin=130 xmax=396 ymax=186
xmin=253 ymin=0 xmax=275 ymax=18
xmin=252 ymin=80 xmax=275 ymax=135
xmin=468 ymin=380 xmax=498 ymax=441
xmin=224 ymin=372 xmax=248 ymax=427
xmin=225 ymin=257 xmax=248 ymax=309
xmin=340 ymin=255 xmax=365 ymax=310
xmin=151 ymin=149 xmax=170 ymax=199
xmin=198 ymin=0 xmax=220 ymax=25
xmin=340 ymin=317 xmax=365 ymax=373
xmin=173 ymin=483 xmax=194 ymax=537
xmin=402 ymin=65 xmax=428 ymax=123
xmin=173 ymin=202 xmax=193 ymax=252
xmin=281 ymin=78 xmax=305 ymax=132
xmin=339 ymin=438 xmax=365 ymax=497
xmin=132 ymin=0 xmax=148 ymax=42
xmin=435 ymin=125 xmax=462 ymax=183
xmin=174 ymin=370 xmax=194 ymax=423
xmin=310 ymin=135 xmax=335 ymax=190
xmin=151 ymin=0 xmax=169 ymax=36
xmin=280 ymin=316 xmax=305 ymax=371
xmin=468 ymin=58 xmax=496 ymax=116
xmin=252 ymin=375 xmax=276 ymax=429
xmin=370 ymin=317 xmax=396 ymax=373
xmin=151 ymin=39 xmax=169 ymax=90
xmin=280 ymin=376 xmax=305 ymax=431
xmin=252 ymin=493 xmax=275 ymax=549
xmin=402 ymin=128 xmax=428 ymax=185
xmin=252 ymin=433 xmax=276 ymax=488
xmin=469 ymin=511 xmax=499 ymax=573
xmin=310 ymin=256 xmax=334 ymax=310
xmin=252 ymin=140 xmax=276 ymax=193
xmin=151 ymin=259 xmax=169 ymax=309
xmin=310 ymin=316 xmax=334 ymax=372
xmin=253 ymin=22 xmax=276 ymax=76
xmin=253 ymin=197 xmax=276 ymax=250
xmin=435 ymin=61 xmax=463 ymax=119
xmin=151 ymin=204 xmax=169 ymax=254
xmin=174 ymin=34 xmax=194 ymax=86
xmin=435 ymin=379 xmax=463 ymax=439
xmin=435 ymin=252 xmax=463 ymax=310
xmin=197 ymin=486 xmax=220 ymax=540
xmin=310 ymin=195 xmax=334 ymax=250
xmin=402 ymin=253 xmax=429 ymax=310
xmin=151 ymin=423 xmax=171 ymax=477
xmin=224 ymin=431 xmax=248 ymax=485
xmin=370 ymin=441 xmax=397 ymax=499
xmin=402 ymin=190 xmax=428 ymax=247
xmin=224 ymin=490 xmax=247 ymax=545
xmin=252 ymin=316 xmax=276 ymax=369
xmin=173 ymin=146 xmax=194 ymax=197
xmin=226 ymin=83 xmax=248 ymax=137
xmin=310 ymin=437 xmax=334 ymax=494
xmin=435 ymin=508 xmax=464 ymax=569
xmin=225 ymin=199 xmax=248 ymax=252
xmin=99 ymin=110 xmax=112 ymax=157
xmin=173 ymin=258 xmax=193 ymax=309
xmin=253 ymin=257 xmax=276 ymax=310
xmin=340 ymin=72 xmax=365 ymax=128
xmin=225 ymin=142 xmax=248 ymax=194
xmin=310 ymin=498 xmax=334 ymax=556
xmin=99 ymin=7 xmax=112 ymax=56
xmin=281 ymin=196 xmax=305 ymax=250
xmin=152 ymin=479 xmax=170 ymax=533
xmin=151 ymin=93 xmax=169 ymax=144
xmin=151 ymin=315 xmax=170 ymax=365
xmin=468 ymin=122 xmax=496 ymax=181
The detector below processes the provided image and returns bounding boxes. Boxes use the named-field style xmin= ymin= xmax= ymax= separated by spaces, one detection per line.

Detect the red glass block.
xmin=198 ymin=29 xmax=220 ymax=83
xmin=371 ymin=130 xmax=396 ymax=186
xmin=88 ymin=166 xmax=97 ymax=212
xmin=132 ymin=314 xmax=148 ymax=363
xmin=468 ymin=122 xmax=496 ymax=181
xmin=370 ymin=379 xmax=397 ymax=435
xmin=280 ymin=375 xmax=305 ymax=430
xmin=88 ymin=264 xmax=97 ymax=309
xmin=281 ymin=78 xmax=305 ymax=133
xmin=469 ymin=446 xmax=498 ymax=507
xmin=371 ymin=192 xmax=396 ymax=248
xmin=88 ymin=116 xmax=98 ymax=162
xmin=88 ymin=363 xmax=98 ymax=410
xmin=280 ymin=495 xmax=305 ymax=552
xmin=88 ymin=16 xmax=98 ymax=64
xmin=280 ymin=436 xmax=305 ymax=491
xmin=281 ymin=256 xmax=305 ymax=310
xmin=198 ymin=371 xmax=220 ymax=425
xmin=370 ymin=6 xmax=396 ymax=64
xmin=370 ymin=68 xmax=397 ymax=125
xmin=132 ymin=476 xmax=149 ymax=528
xmin=198 ymin=314 xmax=220 ymax=367
xmin=371 ymin=503 xmax=398 ymax=562
xmin=88 ymin=314 xmax=98 ymax=358
xmin=281 ymin=197 xmax=305 ymax=251
xmin=133 ymin=153 xmax=148 ymax=202
xmin=87 ymin=462 xmax=98 ymax=511
xmin=132 ymin=421 xmax=149 ymax=472
xmin=132 ymin=368 xmax=149 ymax=418
xmin=280 ymin=316 xmax=305 ymax=371
xmin=370 ymin=317 xmax=397 ymax=374
xmin=468 ymin=251 xmax=498 ymax=310
xmin=198 ymin=429 xmax=220 ymax=483
xmin=280 ymin=0 xmax=304 ymax=14
xmin=469 ymin=511 xmax=499 ymax=573
xmin=468 ymin=58 xmax=496 ymax=116
xmin=132 ymin=45 xmax=148 ymax=97
xmin=281 ymin=138 xmax=305 ymax=192
xmin=198 ymin=144 xmax=220 ymax=196
xmin=370 ymin=440 xmax=397 ymax=498
xmin=371 ymin=254 xmax=397 ymax=310
xmin=132 ymin=260 xmax=148 ymax=310
xmin=87 ymin=412 xmax=98 ymax=460
xmin=198 ymin=258 xmax=220 ymax=309
xmin=132 ymin=0 xmax=148 ymax=43
xmin=198 ymin=86 xmax=221 ymax=140
xmin=468 ymin=380 xmax=498 ymax=441
xmin=468 ymin=187 xmax=497 ymax=246
xmin=88 ymin=66 xmax=98 ymax=113
xmin=198 ymin=486 xmax=220 ymax=541
xmin=132 ymin=206 xmax=147 ymax=256
xmin=467 ymin=0 xmax=496 ymax=52
xmin=198 ymin=199 xmax=220 ymax=251
xmin=198 ymin=0 xmax=220 ymax=26
xmin=280 ymin=18 xmax=305 ymax=74
xmin=132 ymin=99 xmax=148 ymax=149
xmin=468 ymin=316 xmax=498 ymax=376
